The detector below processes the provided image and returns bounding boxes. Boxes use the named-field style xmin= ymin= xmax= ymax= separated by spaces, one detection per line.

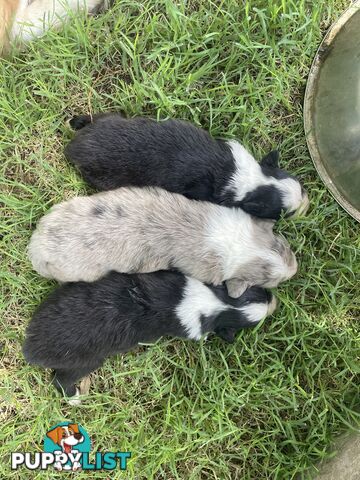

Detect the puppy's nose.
xmin=292 ymin=190 xmax=310 ymax=218
xmin=286 ymin=252 xmax=298 ymax=279
xmin=299 ymin=190 xmax=310 ymax=216
xmin=74 ymin=433 xmax=83 ymax=440
xmin=267 ymin=296 xmax=277 ymax=316
xmin=291 ymin=252 xmax=298 ymax=272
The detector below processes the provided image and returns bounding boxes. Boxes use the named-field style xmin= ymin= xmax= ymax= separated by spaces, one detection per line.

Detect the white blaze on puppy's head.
xmin=224 ymin=141 xmax=309 ymax=219
xmin=176 ymin=278 xmax=277 ymax=343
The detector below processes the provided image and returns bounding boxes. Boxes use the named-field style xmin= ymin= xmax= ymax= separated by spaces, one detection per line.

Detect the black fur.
xmin=23 ymin=271 xmax=273 ymax=397
xmin=260 ymin=150 xmax=294 ymax=181
xmin=238 ymin=185 xmax=284 ymax=220
xmin=69 ymin=115 xmax=92 ymax=131
xmin=65 ymin=113 xmax=296 ymax=219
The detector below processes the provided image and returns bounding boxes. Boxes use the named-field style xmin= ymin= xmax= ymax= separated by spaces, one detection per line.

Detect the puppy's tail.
xmin=68 ymin=115 xmax=93 ymax=131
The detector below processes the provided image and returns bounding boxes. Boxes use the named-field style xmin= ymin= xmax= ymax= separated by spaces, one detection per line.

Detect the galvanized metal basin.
xmin=304 ymin=1 xmax=360 ymax=222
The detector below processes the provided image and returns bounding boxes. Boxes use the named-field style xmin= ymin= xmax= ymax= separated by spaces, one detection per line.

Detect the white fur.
xmin=11 ymin=0 xmax=102 ymax=42
xmin=284 ymin=183 xmax=309 ymax=216
xmin=176 ymin=278 xmax=226 ymax=340
xmin=176 ymin=277 xmax=277 ymax=339
xmin=60 ymin=426 xmax=82 ymax=446
xmin=68 ymin=389 xmax=82 ymax=406
xmin=267 ymin=240 xmax=298 ymax=283
xmin=225 ymin=140 xmax=265 ymax=201
xmin=204 ymin=207 xmax=254 ymax=278
xmin=225 ymin=140 xmax=307 ymax=215
xmin=277 ymin=177 xmax=304 ymax=213
xmin=238 ymin=291 xmax=277 ymax=323
xmin=204 ymin=206 xmax=279 ymax=279
xmin=240 ymin=302 xmax=269 ymax=323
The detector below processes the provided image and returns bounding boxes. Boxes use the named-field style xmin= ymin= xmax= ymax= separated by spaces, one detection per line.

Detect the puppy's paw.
xmin=79 ymin=376 xmax=91 ymax=395
xmin=68 ymin=387 xmax=82 ymax=406
xmin=67 ymin=376 xmax=91 ymax=405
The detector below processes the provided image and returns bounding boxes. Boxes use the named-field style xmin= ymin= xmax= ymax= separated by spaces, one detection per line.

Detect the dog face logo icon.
xmin=44 ymin=422 xmax=91 ymax=471
xmin=46 ymin=424 xmax=84 ymax=454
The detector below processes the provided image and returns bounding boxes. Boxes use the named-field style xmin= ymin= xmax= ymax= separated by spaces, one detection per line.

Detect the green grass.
xmin=1 ymin=0 xmax=359 ymax=478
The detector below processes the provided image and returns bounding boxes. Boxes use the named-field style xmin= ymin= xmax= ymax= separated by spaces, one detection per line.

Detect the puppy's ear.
xmin=261 ymin=150 xmax=279 ymax=168
xmin=226 ymin=279 xmax=248 ymax=298
xmin=68 ymin=115 xmax=92 ymax=131
xmin=215 ymin=327 xmax=237 ymax=343
xmin=239 ymin=201 xmax=267 ymax=217
xmin=69 ymin=424 xmax=80 ymax=434
xmin=46 ymin=427 xmax=62 ymax=446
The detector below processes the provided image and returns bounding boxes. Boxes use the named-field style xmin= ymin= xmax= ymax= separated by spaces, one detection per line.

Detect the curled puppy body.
xmin=0 ymin=0 xmax=108 ymax=56
xmin=28 ymin=187 xmax=298 ymax=296
xmin=22 ymin=270 xmax=277 ymax=399
xmin=65 ymin=113 xmax=309 ymax=220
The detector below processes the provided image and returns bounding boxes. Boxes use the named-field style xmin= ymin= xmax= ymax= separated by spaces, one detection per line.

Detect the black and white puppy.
xmin=23 ymin=271 xmax=277 ymax=401
xmin=65 ymin=113 xmax=309 ymax=220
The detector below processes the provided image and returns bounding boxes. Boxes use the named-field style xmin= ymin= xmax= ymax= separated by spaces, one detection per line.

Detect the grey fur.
xmin=28 ymin=187 xmax=297 ymax=297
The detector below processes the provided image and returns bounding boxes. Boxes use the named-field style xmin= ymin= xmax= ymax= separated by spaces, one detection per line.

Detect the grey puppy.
xmin=28 ymin=187 xmax=298 ymax=297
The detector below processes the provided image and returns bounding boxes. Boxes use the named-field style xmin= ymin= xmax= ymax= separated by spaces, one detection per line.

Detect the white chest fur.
xmin=175 ymin=278 xmax=226 ymax=340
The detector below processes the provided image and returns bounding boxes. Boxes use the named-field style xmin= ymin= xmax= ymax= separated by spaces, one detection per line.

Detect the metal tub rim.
xmin=303 ymin=0 xmax=360 ymax=222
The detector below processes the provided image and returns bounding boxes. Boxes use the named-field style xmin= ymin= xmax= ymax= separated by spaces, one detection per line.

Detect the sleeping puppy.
xmin=23 ymin=270 xmax=277 ymax=401
xmin=0 ymin=0 xmax=108 ymax=56
xmin=65 ymin=113 xmax=309 ymax=220
xmin=28 ymin=186 xmax=298 ymax=297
